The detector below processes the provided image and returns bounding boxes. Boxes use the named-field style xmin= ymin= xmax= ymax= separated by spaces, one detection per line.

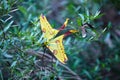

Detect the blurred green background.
xmin=0 ymin=0 xmax=120 ymax=80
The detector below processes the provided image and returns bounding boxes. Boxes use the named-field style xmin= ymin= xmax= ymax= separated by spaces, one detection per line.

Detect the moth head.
xmin=43 ymin=41 xmax=49 ymax=45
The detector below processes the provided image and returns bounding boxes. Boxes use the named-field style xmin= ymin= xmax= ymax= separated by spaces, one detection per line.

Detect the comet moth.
xmin=40 ymin=15 xmax=77 ymax=64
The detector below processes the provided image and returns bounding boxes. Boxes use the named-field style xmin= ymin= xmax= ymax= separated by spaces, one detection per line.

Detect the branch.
xmin=25 ymin=49 xmax=82 ymax=80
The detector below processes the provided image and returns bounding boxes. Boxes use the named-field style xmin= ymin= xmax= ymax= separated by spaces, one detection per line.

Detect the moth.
xmin=40 ymin=15 xmax=77 ymax=64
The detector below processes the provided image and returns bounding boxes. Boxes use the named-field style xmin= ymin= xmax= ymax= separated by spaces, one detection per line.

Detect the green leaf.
xmin=0 ymin=21 xmax=13 ymax=35
xmin=11 ymin=61 xmax=17 ymax=68
xmin=83 ymin=70 xmax=92 ymax=79
xmin=3 ymin=53 xmax=13 ymax=58
xmin=4 ymin=21 xmax=13 ymax=32
xmin=78 ymin=14 xmax=85 ymax=23
xmin=94 ymin=11 xmax=100 ymax=18
xmin=3 ymin=0 xmax=8 ymax=9
xmin=18 ymin=6 xmax=27 ymax=15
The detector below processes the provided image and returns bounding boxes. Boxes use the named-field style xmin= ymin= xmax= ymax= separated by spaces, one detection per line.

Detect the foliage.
xmin=0 ymin=0 xmax=120 ymax=80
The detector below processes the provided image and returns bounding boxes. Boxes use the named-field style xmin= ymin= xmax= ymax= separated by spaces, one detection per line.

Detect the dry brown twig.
xmin=25 ymin=49 xmax=82 ymax=80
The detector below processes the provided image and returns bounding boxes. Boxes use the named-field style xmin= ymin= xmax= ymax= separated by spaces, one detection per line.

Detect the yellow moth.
xmin=40 ymin=15 xmax=77 ymax=64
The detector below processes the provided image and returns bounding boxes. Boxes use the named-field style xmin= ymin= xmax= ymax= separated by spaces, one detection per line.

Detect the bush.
xmin=0 ymin=0 xmax=120 ymax=80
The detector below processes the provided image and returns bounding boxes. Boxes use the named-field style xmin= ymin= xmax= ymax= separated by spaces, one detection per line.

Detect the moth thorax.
xmin=43 ymin=42 xmax=48 ymax=45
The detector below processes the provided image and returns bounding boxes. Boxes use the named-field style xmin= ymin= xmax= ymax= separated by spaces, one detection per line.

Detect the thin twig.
xmin=25 ymin=49 xmax=82 ymax=80
xmin=9 ymin=9 xmax=18 ymax=13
